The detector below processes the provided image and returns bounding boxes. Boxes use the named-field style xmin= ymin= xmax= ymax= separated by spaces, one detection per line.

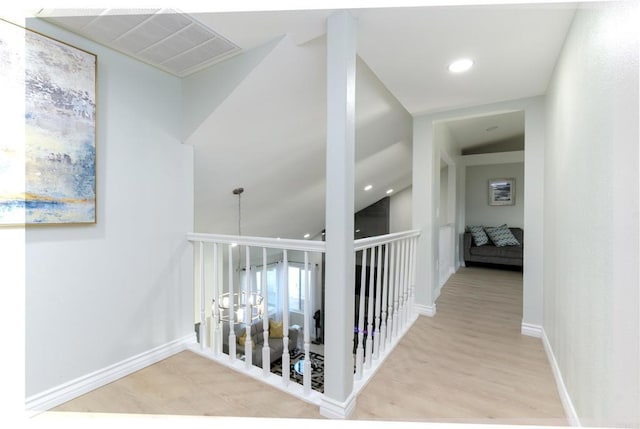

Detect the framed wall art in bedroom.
xmin=0 ymin=19 xmax=97 ymax=225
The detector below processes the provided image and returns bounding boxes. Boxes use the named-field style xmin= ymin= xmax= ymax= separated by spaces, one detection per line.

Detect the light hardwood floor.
xmin=46 ymin=266 xmax=566 ymax=425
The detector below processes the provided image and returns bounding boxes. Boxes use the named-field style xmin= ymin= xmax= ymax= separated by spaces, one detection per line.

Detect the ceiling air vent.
xmin=38 ymin=8 xmax=241 ymax=77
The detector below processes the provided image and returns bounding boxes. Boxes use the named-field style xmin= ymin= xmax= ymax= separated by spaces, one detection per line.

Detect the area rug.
xmin=271 ymin=350 xmax=325 ymax=393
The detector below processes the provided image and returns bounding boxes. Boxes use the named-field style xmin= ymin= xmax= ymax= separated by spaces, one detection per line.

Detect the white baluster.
xmin=404 ymin=239 xmax=410 ymax=326
xmin=355 ymin=248 xmax=367 ymax=380
xmin=373 ymin=244 xmax=382 ymax=360
xmin=228 ymin=244 xmax=236 ymax=361
xmin=281 ymin=250 xmax=290 ymax=386
xmin=303 ymin=252 xmax=311 ymax=395
xmin=398 ymin=239 xmax=407 ymax=331
xmin=198 ymin=242 xmax=206 ymax=350
xmin=244 ymin=246 xmax=252 ymax=368
xmin=410 ymin=237 xmax=417 ymax=319
xmin=365 ymin=246 xmax=375 ymax=370
xmin=212 ymin=243 xmax=221 ymax=355
xmin=380 ymin=242 xmax=390 ymax=353
xmin=392 ymin=240 xmax=401 ymax=340
xmin=262 ymin=247 xmax=270 ymax=376
xmin=387 ymin=242 xmax=396 ymax=346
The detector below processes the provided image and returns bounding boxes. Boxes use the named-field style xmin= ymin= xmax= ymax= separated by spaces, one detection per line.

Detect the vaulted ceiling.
xmin=35 ymin=2 xmax=577 ymax=239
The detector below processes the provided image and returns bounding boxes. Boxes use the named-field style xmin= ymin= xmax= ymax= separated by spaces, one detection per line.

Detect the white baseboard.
xmin=521 ymin=322 xmax=543 ymax=337
xmin=434 ymin=286 xmax=441 ymax=301
xmin=319 ymin=393 xmax=357 ymax=419
xmin=541 ymin=329 xmax=581 ymax=426
xmin=415 ymin=303 xmax=436 ymax=317
xmin=26 ymin=333 xmax=197 ymax=413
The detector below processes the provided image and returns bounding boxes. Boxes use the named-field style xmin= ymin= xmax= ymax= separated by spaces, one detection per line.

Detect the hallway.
xmin=353 ymin=266 xmax=565 ymax=425
xmin=47 ymin=267 xmax=565 ymax=425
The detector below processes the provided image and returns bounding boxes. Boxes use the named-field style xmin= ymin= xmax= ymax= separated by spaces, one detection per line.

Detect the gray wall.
xmin=465 ymin=162 xmax=524 ymax=229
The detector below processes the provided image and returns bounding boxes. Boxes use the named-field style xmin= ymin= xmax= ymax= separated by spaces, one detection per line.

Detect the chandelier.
xmin=213 ymin=186 xmax=264 ymax=324
xmin=217 ymin=291 xmax=264 ymax=323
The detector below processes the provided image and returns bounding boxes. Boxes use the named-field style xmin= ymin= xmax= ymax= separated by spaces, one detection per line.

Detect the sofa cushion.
xmin=237 ymin=330 xmax=255 ymax=347
xmin=468 ymin=225 xmax=490 ymax=246
xmin=269 ymin=319 xmax=284 ymax=338
xmin=485 ymin=224 xmax=520 ymax=247
xmin=221 ymin=318 xmax=299 ymax=367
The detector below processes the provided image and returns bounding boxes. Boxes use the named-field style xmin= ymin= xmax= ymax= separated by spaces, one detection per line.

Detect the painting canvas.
xmin=488 ymin=178 xmax=515 ymax=206
xmin=0 ymin=21 xmax=96 ymax=225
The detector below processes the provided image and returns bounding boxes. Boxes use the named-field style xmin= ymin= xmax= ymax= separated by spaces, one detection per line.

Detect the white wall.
xmin=465 ymin=162 xmax=524 ymax=228
xmin=182 ymin=37 xmax=281 ymax=141
xmin=543 ymin=2 xmax=639 ymax=427
xmin=25 ymin=19 xmax=194 ymax=399
xmin=389 ymin=186 xmax=412 ymax=233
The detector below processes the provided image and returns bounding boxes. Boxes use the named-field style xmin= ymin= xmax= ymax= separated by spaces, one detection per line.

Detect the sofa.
xmin=222 ymin=318 xmax=299 ymax=368
xmin=463 ymin=227 xmax=523 ymax=268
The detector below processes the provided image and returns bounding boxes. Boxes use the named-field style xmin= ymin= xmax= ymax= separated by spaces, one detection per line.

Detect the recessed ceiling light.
xmin=364 ymin=185 xmax=373 ymax=191
xmin=448 ymin=58 xmax=473 ymax=73
xmin=304 ymin=233 xmax=310 ymax=239
xmin=486 ymin=126 xmax=498 ymax=132
xmin=386 ymin=189 xmax=394 ymax=194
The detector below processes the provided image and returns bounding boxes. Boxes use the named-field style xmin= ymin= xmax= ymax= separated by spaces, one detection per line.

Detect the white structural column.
xmin=412 ymin=118 xmax=436 ymax=316
xmin=522 ymin=97 xmax=545 ymax=329
xmin=320 ymin=10 xmax=357 ymax=420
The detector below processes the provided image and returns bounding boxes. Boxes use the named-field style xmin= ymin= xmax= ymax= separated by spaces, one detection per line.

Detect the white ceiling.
xmin=444 ymin=110 xmax=525 ymax=148
xmin=38 ymin=4 xmax=577 ymax=117
xmin=35 ymin=3 xmax=576 ymax=239
xmin=356 ymin=4 xmax=576 ymax=116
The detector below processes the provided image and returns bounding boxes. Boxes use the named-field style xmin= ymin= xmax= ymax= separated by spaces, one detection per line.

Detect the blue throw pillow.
xmin=485 ymin=224 xmax=520 ymax=247
xmin=468 ymin=225 xmax=489 ymax=247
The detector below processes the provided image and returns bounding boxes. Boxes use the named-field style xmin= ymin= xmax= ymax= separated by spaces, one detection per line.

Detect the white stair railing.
xmin=188 ymin=229 xmax=420 ymax=406
xmin=188 ymin=232 xmax=325 ymax=402
xmin=353 ymin=230 xmax=420 ymax=383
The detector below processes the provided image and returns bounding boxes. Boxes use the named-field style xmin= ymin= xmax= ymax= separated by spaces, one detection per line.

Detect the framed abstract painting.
xmin=488 ymin=178 xmax=515 ymax=206
xmin=0 ymin=20 xmax=97 ymax=225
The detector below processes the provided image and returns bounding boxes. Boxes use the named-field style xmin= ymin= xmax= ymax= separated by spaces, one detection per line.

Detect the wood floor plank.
xmin=47 ymin=266 xmax=566 ymax=425
xmin=352 ymin=266 xmax=566 ymax=426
